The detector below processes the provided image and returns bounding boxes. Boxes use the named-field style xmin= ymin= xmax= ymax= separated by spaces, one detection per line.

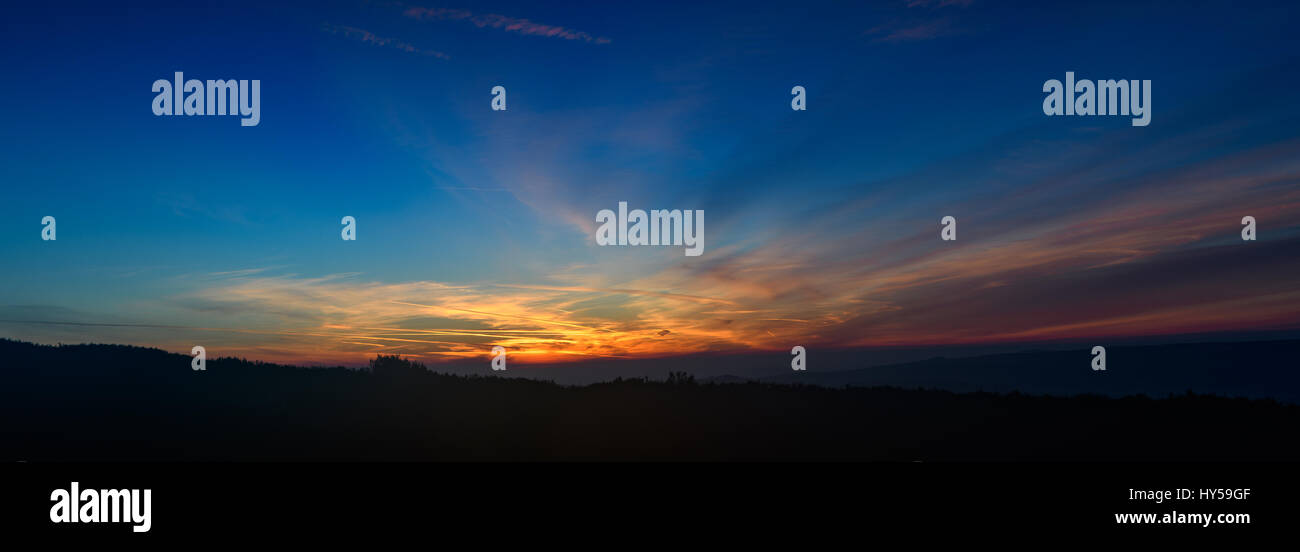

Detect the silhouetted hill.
xmin=765 ymin=340 xmax=1300 ymax=402
xmin=700 ymin=374 xmax=757 ymax=384
xmin=1 ymin=339 xmax=1297 ymax=461
xmin=418 ymin=332 xmax=1300 ymax=388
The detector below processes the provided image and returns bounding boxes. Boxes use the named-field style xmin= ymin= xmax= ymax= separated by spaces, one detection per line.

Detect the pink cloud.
xmin=322 ymin=23 xmax=451 ymax=59
xmin=870 ymin=0 xmax=974 ymax=42
xmin=867 ymin=18 xmax=956 ymax=42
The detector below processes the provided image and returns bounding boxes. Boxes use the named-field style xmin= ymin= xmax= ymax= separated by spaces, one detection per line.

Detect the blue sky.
xmin=1 ymin=0 xmax=1298 ymax=364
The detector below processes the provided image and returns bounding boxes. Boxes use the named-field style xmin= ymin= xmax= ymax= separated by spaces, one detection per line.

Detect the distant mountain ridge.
xmin=1 ymin=338 xmax=1297 ymax=461
xmin=761 ymin=340 xmax=1300 ymax=403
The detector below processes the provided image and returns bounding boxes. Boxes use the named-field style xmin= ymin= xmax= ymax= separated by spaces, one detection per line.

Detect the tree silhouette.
xmin=369 ymin=354 xmax=427 ymax=379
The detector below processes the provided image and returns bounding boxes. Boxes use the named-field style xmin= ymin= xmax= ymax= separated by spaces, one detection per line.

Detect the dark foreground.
xmin=2 ymin=339 xmax=1297 ymax=461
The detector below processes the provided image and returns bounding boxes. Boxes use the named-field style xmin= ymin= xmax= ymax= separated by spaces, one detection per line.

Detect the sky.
xmin=1 ymin=0 xmax=1298 ymax=366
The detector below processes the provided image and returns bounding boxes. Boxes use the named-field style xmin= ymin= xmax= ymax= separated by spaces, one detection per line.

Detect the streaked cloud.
xmin=866 ymin=19 xmax=958 ymax=42
xmin=869 ymin=0 xmax=975 ymax=42
xmin=403 ymin=6 xmax=612 ymax=44
xmin=322 ymin=23 xmax=452 ymax=59
xmin=4 ymin=2 xmax=1297 ymax=370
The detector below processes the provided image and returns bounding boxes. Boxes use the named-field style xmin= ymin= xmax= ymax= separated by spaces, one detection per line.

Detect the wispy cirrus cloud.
xmin=322 ymin=23 xmax=452 ymax=59
xmin=867 ymin=18 xmax=958 ymax=43
xmin=403 ymin=6 xmax=611 ymax=44
xmin=905 ymin=0 xmax=973 ymax=8
xmin=868 ymin=0 xmax=975 ymax=42
xmin=11 ymin=134 xmax=1299 ymax=365
xmin=121 ymin=130 xmax=1300 ymax=363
